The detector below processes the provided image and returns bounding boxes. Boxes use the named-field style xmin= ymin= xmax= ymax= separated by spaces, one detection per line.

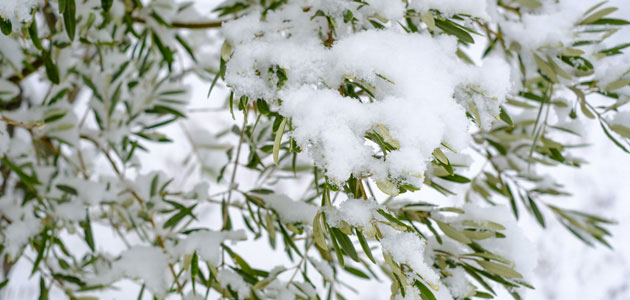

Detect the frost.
xmin=252 ymin=192 xmax=318 ymax=224
xmin=171 ymin=229 xmax=246 ymax=266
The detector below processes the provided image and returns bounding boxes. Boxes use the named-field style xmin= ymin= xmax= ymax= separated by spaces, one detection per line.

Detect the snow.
xmin=409 ymin=0 xmax=488 ymax=18
xmin=93 ymin=246 xmax=171 ymax=298
xmin=442 ymin=267 xmax=475 ymax=299
xmin=379 ymin=227 xmax=441 ymax=288
xmin=0 ymin=34 xmax=25 ymax=68
xmin=451 ymin=204 xmax=537 ymax=280
xmin=0 ymin=0 xmax=41 ymax=30
xmin=225 ymin=6 xmax=512 ymax=185
xmin=170 ymin=229 xmax=246 ymax=266
xmin=326 ymin=198 xmax=380 ymax=229
xmin=0 ymin=122 xmax=9 ymax=155
xmin=219 ymin=269 xmax=251 ymax=300
xmin=252 ymin=192 xmax=318 ymax=224
xmin=309 ymin=256 xmax=334 ymax=281
xmin=1 ymin=214 xmax=40 ymax=258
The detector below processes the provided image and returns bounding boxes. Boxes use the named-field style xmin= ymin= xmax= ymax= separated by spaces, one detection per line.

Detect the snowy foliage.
xmin=0 ymin=0 xmax=629 ymax=299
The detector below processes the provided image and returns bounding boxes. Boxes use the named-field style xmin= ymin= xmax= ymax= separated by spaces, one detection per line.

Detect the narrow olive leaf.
xmin=547 ymin=56 xmax=571 ymax=80
xmin=434 ymin=19 xmax=474 ymax=44
xmin=273 ymin=117 xmax=287 ymax=166
xmin=516 ymin=0 xmax=542 ymax=8
xmin=191 ymin=251 xmax=199 ymax=276
xmin=312 ymin=213 xmax=328 ymax=250
xmin=476 ymin=260 xmax=523 ymax=279
xmin=59 ymin=0 xmax=67 ymax=13
xmin=610 ymin=124 xmax=630 ymax=138
xmin=355 ymin=228 xmax=375 ymax=264
xmin=435 ymin=220 xmax=472 ymax=244
xmin=600 ymin=120 xmax=630 ymax=153
xmin=580 ymin=7 xmax=618 ymax=24
xmin=533 ymin=54 xmax=558 ymax=83
xmin=343 ymin=266 xmax=370 ymax=279
xmin=605 ymin=79 xmax=630 ymax=91
xmin=421 ymin=11 xmax=435 ymax=31
xmin=56 ymin=184 xmax=78 ymax=195
xmin=32 ymin=230 xmax=49 ymax=275
xmin=432 ymin=148 xmax=449 ymax=165
xmin=563 ymin=48 xmax=585 ymax=56
xmin=81 ymin=210 xmax=95 ymax=251
xmin=462 ymin=230 xmax=495 ymax=240
xmin=499 ymin=106 xmax=513 ymax=127
xmin=63 ymin=0 xmax=77 ymax=41
xmin=42 ymin=51 xmax=60 ymax=85
xmin=528 ymin=196 xmax=546 ymax=228
xmin=328 ymin=225 xmax=345 ymax=266
xmin=28 ymin=19 xmax=43 ymax=50
xmin=438 ymin=174 xmax=471 ymax=183
xmin=376 ymin=209 xmax=411 ymax=231
xmin=413 ymin=280 xmax=437 ymax=300
xmin=330 ymin=227 xmax=359 ymax=262
xmin=38 ymin=277 xmax=48 ymax=300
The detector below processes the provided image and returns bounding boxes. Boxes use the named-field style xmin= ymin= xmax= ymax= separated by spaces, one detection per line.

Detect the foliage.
xmin=0 ymin=0 xmax=628 ymax=299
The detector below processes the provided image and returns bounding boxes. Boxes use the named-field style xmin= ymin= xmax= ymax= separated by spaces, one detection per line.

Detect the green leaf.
xmin=42 ymin=51 xmax=60 ymax=85
xmin=476 ymin=260 xmax=523 ymax=279
xmin=56 ymin=184 xmax=78 ymax=195
xmin=355 ymin=228 xmax=375 ymax=264
xmin=313 ymin=213 xmax=328 ymax=250
xmin=434 ymin=18 xmax=474 ymax=44
xmin=343 ymin=266 xmax=369 ymax=279
xmin=32 ymin=230 xmax=49 ymax=275
xmin=63 ymin=0 xmax=77 ymax=41
xmin=1 ymin=158 xmax=39 ymax=187
xmin=516 ymin=0 xmax=542 ymax=8
xmin=610 ymin=124 xmax=630 ymax=138
xmin=605 ymin=79 xmax=630 ymax=91
xmin=499 ymin=106 xmax=513 ymax=127
xmin=330 ymin=227 xmax=359 ymax=262
xmin=413 ymin=280 xmax=437 ymax=300
xmin=101 ymin=0 xmax=113 ymax=11
xmin=533 ymin=54 xmax=558 ymax=83
xmin=80 ymin=211 xmax=95 ymax=251
xmin=0 ymin=17 xmax=11 ymax=35
xmin=39 ymin=277 xmax=48 ymax=300
xmin=376 ymin=209 xmax=412 ymax=231
xmin=163 ymin=203 xmax=197 ymax=229
xmin=28 ymin=19 xmax=43 ymax=50
xmin=528 ymin=196 xmax=546 ymax=228
xmin=435 ymin=220 xmax=471 ymax=244
xmin=600 ymin=120 xmax=630 ymax=153
xmin=438 ymin=174 xmax=471 ymax=183
xmin=273 ymin=117 xmax=287 ymax=165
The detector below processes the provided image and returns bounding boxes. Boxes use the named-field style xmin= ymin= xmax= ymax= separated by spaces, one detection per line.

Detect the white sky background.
xmin=2 ymin=1 xmax=630 ymax=299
